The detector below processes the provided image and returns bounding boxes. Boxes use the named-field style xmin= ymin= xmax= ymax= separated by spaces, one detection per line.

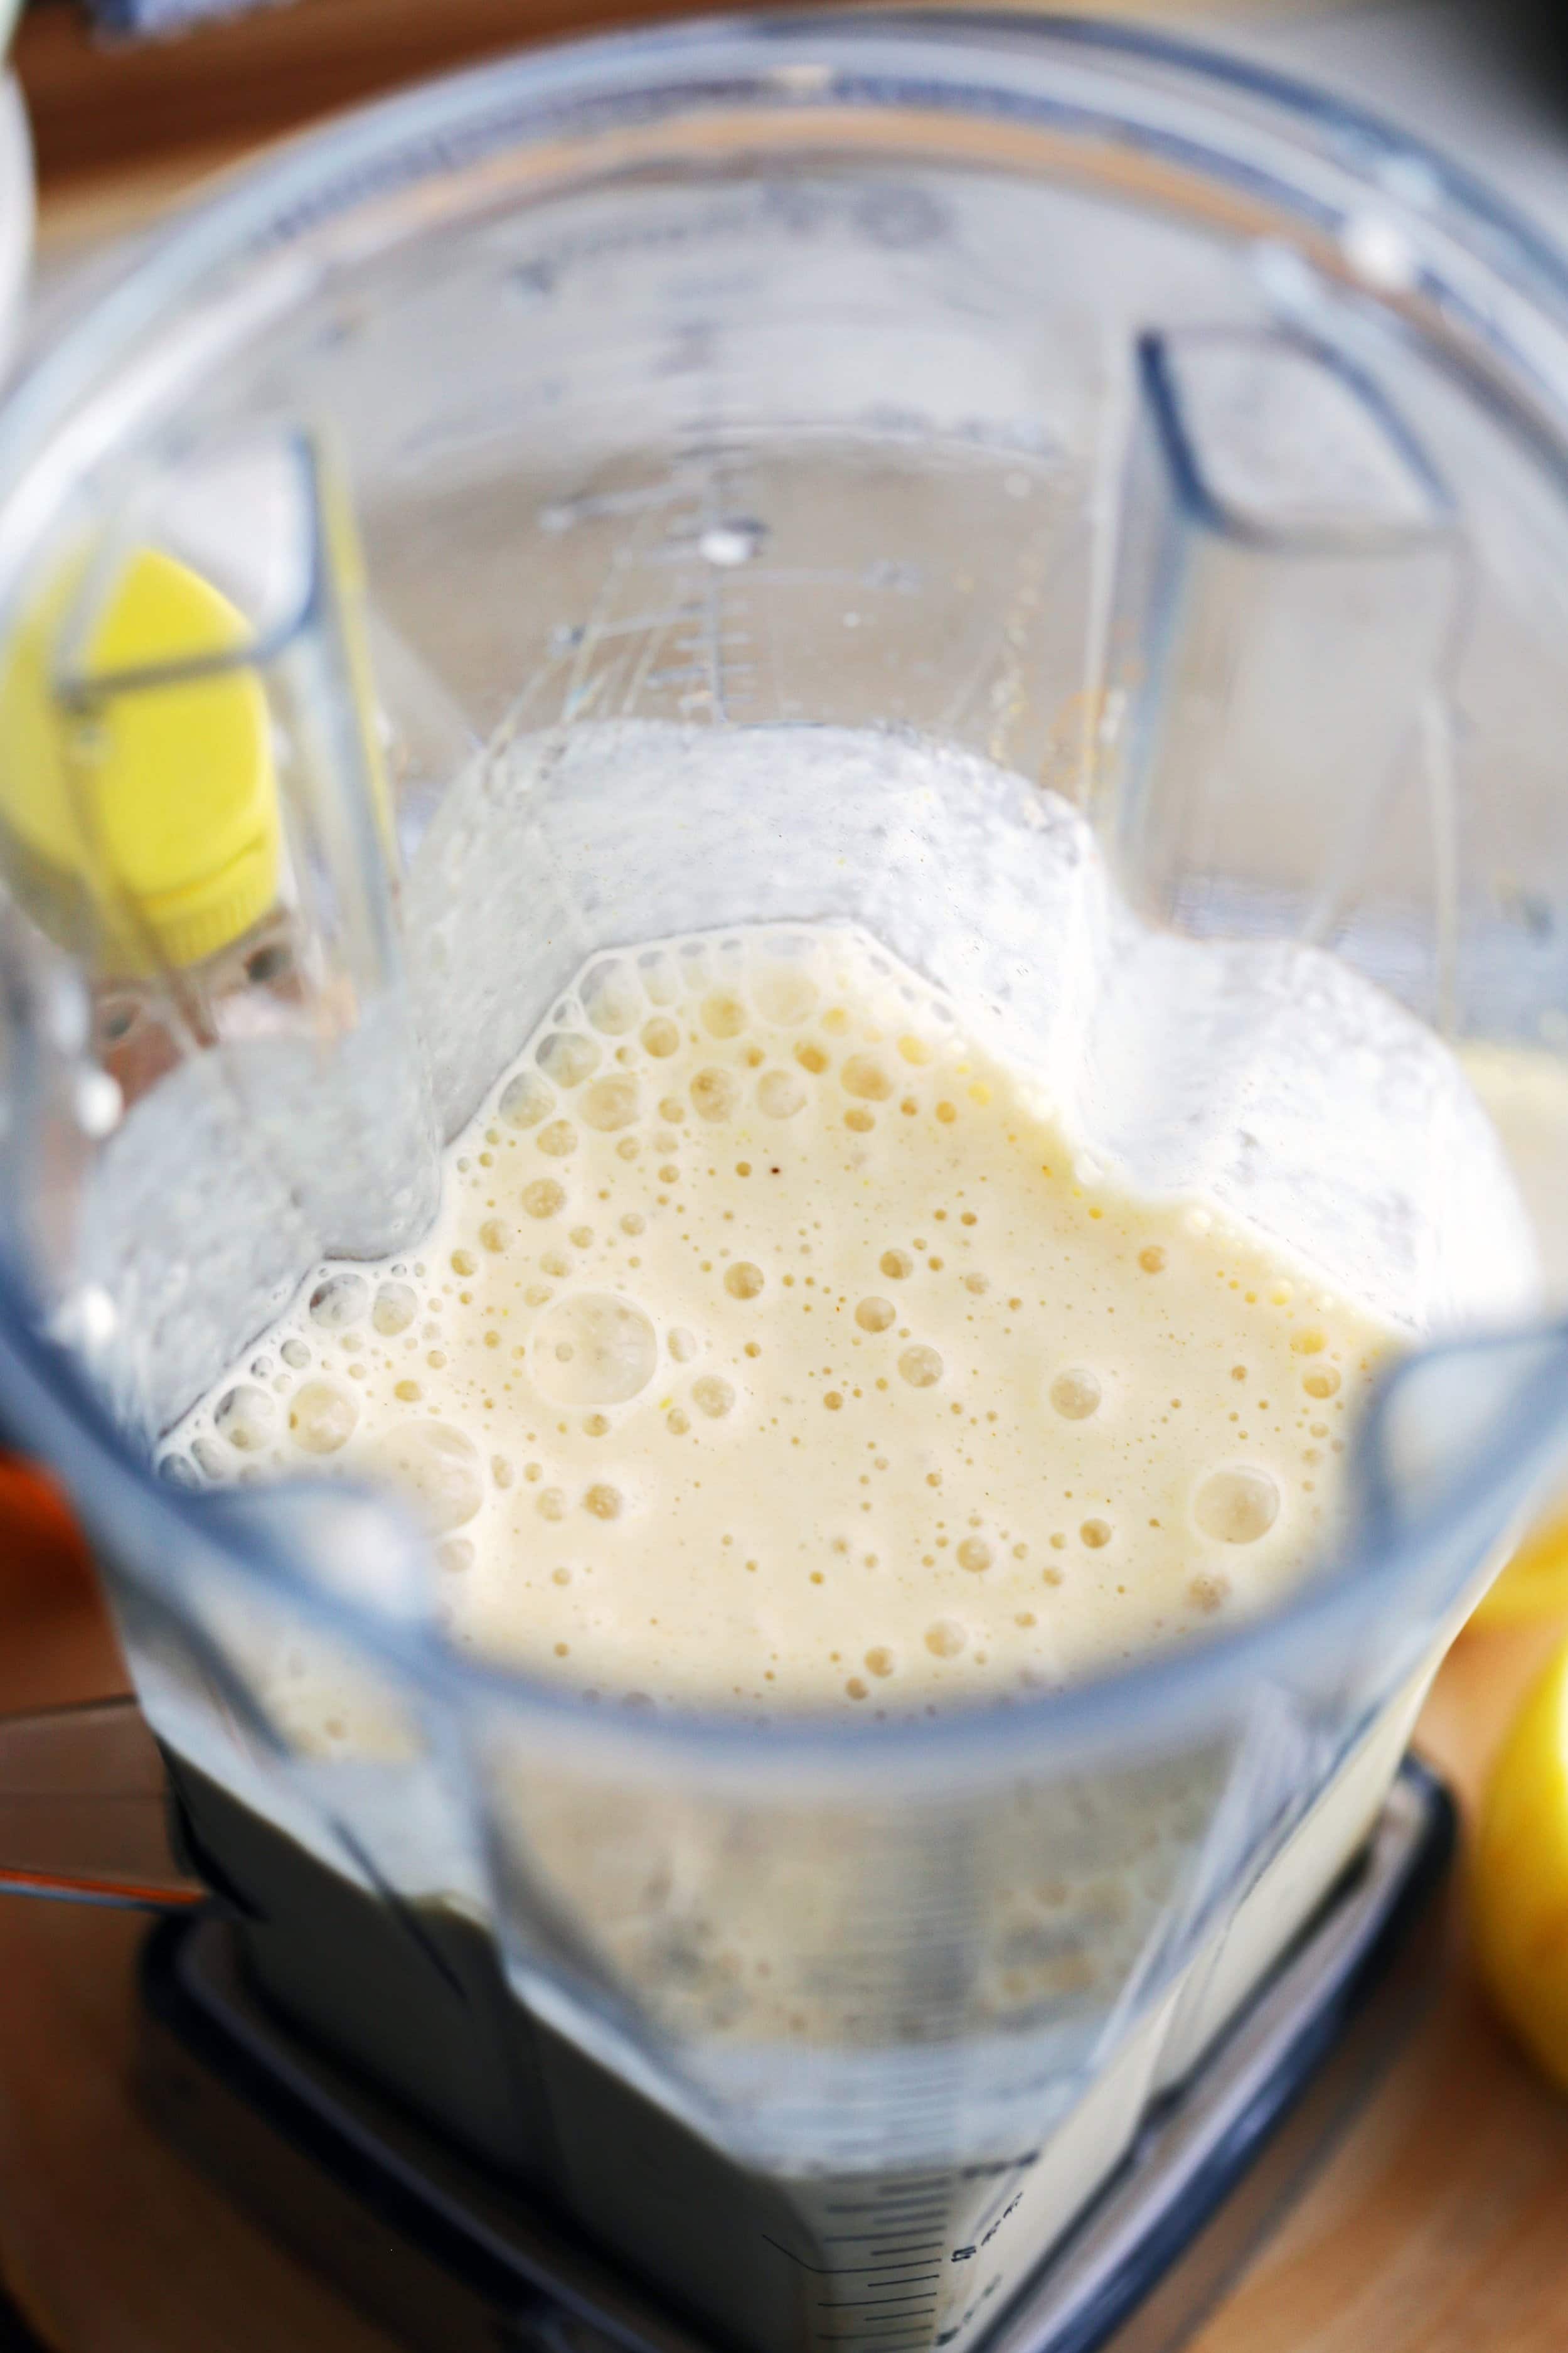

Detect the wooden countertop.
xmin=6 ymin=8 xmax=1568 ymax=2342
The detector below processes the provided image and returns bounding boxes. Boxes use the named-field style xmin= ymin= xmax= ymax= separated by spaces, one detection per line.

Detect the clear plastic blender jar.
xmin=0 ymin=17 xmax=1567 ymax=2352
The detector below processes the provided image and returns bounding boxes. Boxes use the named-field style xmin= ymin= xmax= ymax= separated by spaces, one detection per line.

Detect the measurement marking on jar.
xmin=816 ymin=2296 xmax=942 ymax=2310
xmin=825 ymin=2259 xmax=945 ymax=2273
xmin=821 ymin=2233 xmax=946 ymax=2246
xmin=823 ymin=2195 xmax=949 ymax=2208
xmin=841 ymin=2174 xmax=949 ymax=2193
xmin=852 ymin=2206 xmax=950 ymax=2221
xmin=816 ymin=2335 xmax=936 ymax=2349
xmin=818 ymin=2327 xmax=939 ymax=2335
xmin=823 ymin=2202 xmax=949 ymax=2218
xmin=759 ymin=2239 xmax=940 ymax=2278
xmin=858 ymin=2193 xmax=951 ymax=2206
xmin=816 ymin=2334 xmax=937 ymax=2346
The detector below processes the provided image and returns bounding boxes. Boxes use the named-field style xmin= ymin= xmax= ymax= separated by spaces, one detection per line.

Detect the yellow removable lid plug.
xmin=0 ymin=545 xmax=279 ymax=972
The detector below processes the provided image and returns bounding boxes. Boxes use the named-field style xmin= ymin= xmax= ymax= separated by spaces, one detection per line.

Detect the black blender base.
xmin=136 ymin=1755 xmax=1453 ymax=2353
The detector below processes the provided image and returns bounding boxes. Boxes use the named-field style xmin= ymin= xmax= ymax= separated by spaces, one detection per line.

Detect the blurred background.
xmin=8 ymin=0 xmax=1568 ymax=266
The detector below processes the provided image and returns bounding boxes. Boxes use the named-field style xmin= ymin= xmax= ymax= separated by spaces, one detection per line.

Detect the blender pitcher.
xmin=0 ymin=16 xmax=1566 ymax=2353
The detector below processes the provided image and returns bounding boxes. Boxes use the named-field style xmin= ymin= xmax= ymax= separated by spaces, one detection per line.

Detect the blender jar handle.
xmin=0 ymin=1696 xmax=203 ymax=1911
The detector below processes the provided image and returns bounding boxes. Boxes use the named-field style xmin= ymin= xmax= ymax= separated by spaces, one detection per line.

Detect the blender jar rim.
xmin=1 ymin=6 xmax=1565 ymax=1774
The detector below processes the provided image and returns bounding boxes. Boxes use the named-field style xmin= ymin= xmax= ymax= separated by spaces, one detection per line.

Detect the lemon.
xmin=1471 ymin=1504 xmax=1568 ymax=1629
xmin=1473 ymin=1631 xmax=1568 ymax=2088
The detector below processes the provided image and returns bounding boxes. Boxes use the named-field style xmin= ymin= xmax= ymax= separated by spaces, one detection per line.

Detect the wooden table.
xmin=7 ymin=4 xmax=1568 ymax=2342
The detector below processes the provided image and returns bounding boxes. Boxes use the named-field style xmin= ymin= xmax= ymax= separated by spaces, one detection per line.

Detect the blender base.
xmin=135 ymin=1755 xmax=1453 ymax=2353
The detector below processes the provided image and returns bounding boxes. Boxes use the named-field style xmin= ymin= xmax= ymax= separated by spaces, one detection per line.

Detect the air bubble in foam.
xmin=500 ymin=1071 xmax=553 ymax=1129
xmin=538 ymin=1033 xmax=600 ymax=1088
xmin=899 ymin=1345 xmax=943 ymax=1389
xmin=725 ymin=1263 xmax=764 ymax=1300
xmin=309 ymin=1274 xmax=370 ymax=1331
xmin=373 ymin=1284 xmax=416 ymax=1336
xmin=638 ymin=950 xmax=682 ymax=1007
xmin=371 ymin=1422 xmax=484 ymax=1534
xmin=754 ymin=967 xmax=819 ymax=1025
xmin=288 ymin=1381 xmax=358 ymax=1454
xmin=581 ymin=1075 xmax=641 ymax=1132
xmin=1050 ymin=1369 xmax=1102 ymax=1420
xmin=758 ymin=1070 xmax=805 ymax=1118
xmin=582 ymin=962 xmax=641 ymax=1037
xmin=691 ymin=1068 xmax=737 ymax=1122
xmin=693 ymin=1376 xmax=736 ymax=1420
xmin=1194 ymin=1468 xmax=1279 ymax=1544
xmin=703 ymin=990 xmax=748 ymax=1039
xmin=842 ymin=1054 xmax=892 ymax=1102
xmin=215 ymin=1385 xmax=275 ymax=1451
xmin=531 ymin=1294 xmax=658 ymax=1406
xmin=191 ymin=1436 xmax=226 ymax=1481
xmin=856 ymin=1297 xmax=895 ymax=1333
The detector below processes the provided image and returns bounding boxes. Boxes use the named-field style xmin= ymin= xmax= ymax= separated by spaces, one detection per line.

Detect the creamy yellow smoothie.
xmin=171 ymin=925 xmax=1396 ymax=1717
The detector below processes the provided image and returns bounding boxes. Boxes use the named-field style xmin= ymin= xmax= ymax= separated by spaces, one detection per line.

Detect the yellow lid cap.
xmin=0 ymin=545 xmax=279 ymax=971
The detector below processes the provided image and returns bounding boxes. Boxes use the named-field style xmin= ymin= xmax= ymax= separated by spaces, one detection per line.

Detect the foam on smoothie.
xmin=168 ymin=926 xmax=1398 ymax=1720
